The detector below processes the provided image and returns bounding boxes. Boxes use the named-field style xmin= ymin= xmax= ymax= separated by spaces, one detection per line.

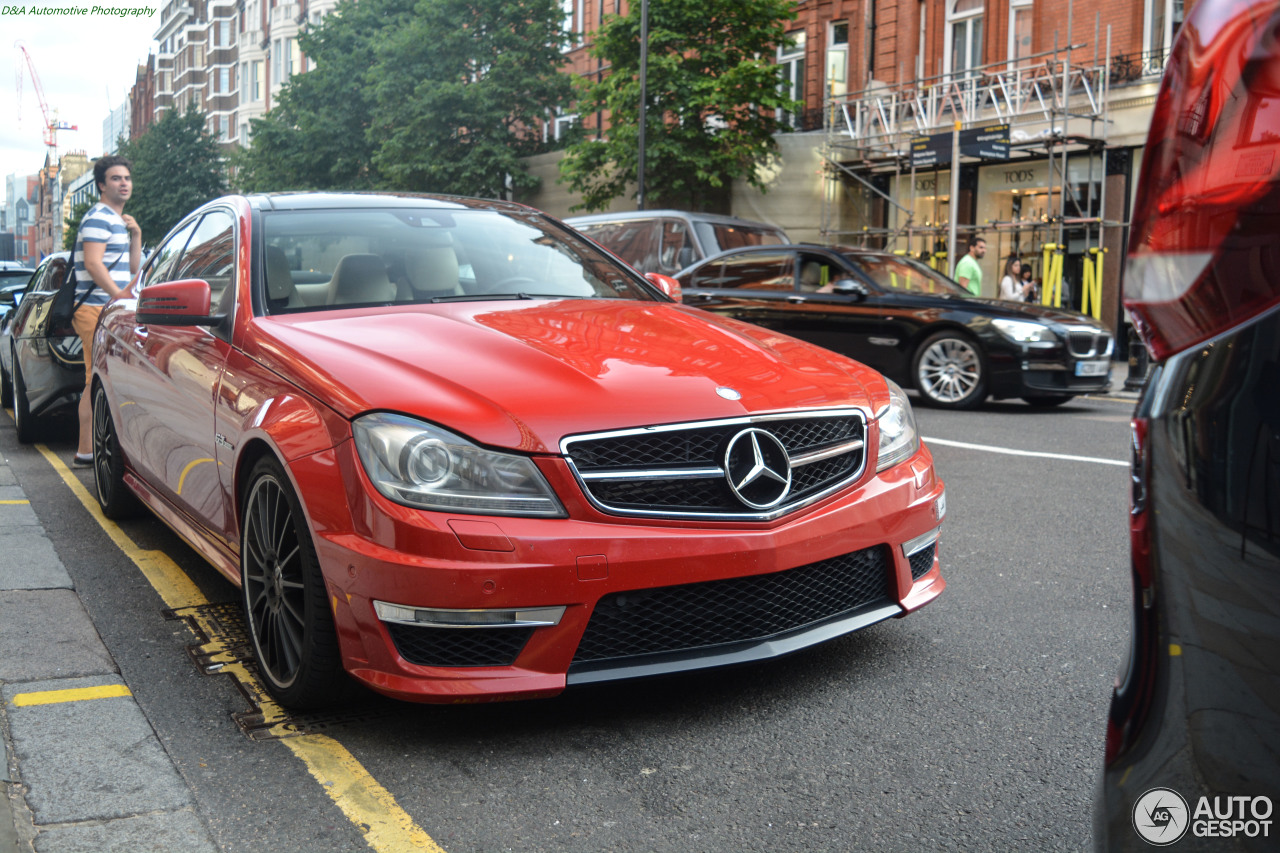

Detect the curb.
xmin=0 ymin=452 xmax=217 ymax=853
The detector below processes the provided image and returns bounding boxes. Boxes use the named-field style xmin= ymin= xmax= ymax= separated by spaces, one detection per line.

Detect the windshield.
xmin=841 ymin=253 xmax=971 ymax=297
xmin=260 ymin=207 xmax=659 ymax=314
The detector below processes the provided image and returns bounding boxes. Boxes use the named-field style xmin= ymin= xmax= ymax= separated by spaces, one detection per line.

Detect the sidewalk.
xmin=0 ymin=452 xmax=216 ymax=853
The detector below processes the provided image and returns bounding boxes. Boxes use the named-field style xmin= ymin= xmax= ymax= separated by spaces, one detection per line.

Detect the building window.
xmin=826 ymin=21 xmax=849 ymax=99
xmin=219 ymin=68 xmax=230 ymax=94
xmin=777 ymin=31 xmax=806 ymax=129
xmin=220 ymin=20 xmax=231 ymax=47
xmin=1146 ymin=0 xmax=1185 ymax=61
xmin=251 ymin=61 xmax=263 ymax=101
xmin=272 ymin=40 xmax=281 ymax=85
xmin=562 ymin=0 xmax=579 ymax=47
xmin=946 ymin=0 xmax=984 ymax=80
xmin=220 ymin=115 xmax=230 ymax=140
xmin=1009 ymin=0 xmax=1033 ymax=69
xmin=283 ymin=38 xmax=295 ymax=78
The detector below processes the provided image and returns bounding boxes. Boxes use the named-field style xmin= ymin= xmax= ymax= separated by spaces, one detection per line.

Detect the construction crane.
xmin=15 ymin=41 xmax=78 ymax=158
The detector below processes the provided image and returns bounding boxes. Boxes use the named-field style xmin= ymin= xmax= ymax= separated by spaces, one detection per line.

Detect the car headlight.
xmin=992 ymin=318 xmax=1057 ymax=344
xmin=352 ymin=412 xmax=566 ymax=517
xmin=876 ymin=378 xmax=920 ymax=472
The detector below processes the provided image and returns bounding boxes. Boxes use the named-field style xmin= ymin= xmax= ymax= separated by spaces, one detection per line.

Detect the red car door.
xmin=122 ymin=210 xmax=237 ymax=546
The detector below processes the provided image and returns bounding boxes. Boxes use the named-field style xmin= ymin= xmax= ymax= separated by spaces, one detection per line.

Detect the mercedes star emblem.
xmin=723 ymin=428 xmax=792 ymax=509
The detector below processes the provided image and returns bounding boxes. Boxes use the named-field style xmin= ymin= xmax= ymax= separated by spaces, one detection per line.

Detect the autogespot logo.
xmin=1133 ymin=788 xmax=1190 ymax=845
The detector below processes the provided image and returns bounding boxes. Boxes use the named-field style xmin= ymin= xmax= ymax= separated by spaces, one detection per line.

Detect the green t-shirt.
xmin=954 ymin=254 xmax=983 ymax=296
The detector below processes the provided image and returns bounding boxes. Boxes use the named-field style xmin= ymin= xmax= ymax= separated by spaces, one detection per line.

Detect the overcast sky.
xmin=4 ymin=10 xmax=160 ymax=186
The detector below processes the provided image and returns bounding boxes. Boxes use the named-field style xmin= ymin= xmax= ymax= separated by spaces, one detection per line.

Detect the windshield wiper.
xmin=431 ymin=292 xmax=574 ymax=303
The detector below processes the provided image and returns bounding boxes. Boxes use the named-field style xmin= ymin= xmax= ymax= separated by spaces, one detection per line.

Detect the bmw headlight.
xmin=876 ymin=378 xmax=920 ymax=472
xmin=352 ymin=413 xmax=565 ymax=517
xmin=992 ymin=318 xmax=1057 ymax=344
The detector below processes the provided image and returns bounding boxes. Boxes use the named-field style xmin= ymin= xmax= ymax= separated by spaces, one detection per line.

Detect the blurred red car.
xmin=90 ymin=193 xmax=946 ymax=708
xmin=1097 ymin=0 xmax=1280 ymax=848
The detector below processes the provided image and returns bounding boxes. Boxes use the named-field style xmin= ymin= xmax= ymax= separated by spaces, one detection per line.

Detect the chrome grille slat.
xmin=562 ymin=410 xmax=868 ymax=521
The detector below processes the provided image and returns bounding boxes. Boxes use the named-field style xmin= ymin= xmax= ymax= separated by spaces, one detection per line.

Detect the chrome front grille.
xmin=562 ymin=410 xmax=868 ymax=520
xmin=1065 ymin=329 xmax=1113 ymax=358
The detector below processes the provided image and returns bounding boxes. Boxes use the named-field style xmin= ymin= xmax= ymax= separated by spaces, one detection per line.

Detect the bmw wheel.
xmin=92 ymin=384 xmax=140 ymax=519
xmin=913 ymin=332 xmax=988 ymax=410
xmin=240 ymin=456 xmax=349 ymax=709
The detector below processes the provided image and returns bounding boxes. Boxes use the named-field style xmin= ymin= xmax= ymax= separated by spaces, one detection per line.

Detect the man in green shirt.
xmin=954 ymin=235 xmax=986 ymax=296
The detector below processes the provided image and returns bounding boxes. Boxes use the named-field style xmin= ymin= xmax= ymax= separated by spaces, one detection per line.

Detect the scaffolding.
xmin=820 ymin=29 xmax=1119 ymax=305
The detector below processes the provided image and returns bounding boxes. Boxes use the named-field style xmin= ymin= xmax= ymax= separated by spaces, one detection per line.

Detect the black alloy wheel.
xmin=11 ymin=352 xmax=35 ymax=444
xmin=92 ymin=385 xmax=140 ymax=519
xmin=912 ymin=331 xmax=988 ymax=410
xmin=240 ymin=456 xmax=349 ymax=709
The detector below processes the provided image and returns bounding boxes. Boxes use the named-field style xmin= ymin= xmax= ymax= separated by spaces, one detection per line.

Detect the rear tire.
xmin=92 ymin=384 xmax=140 ymax=519
xmin=240 ymin=456 xmax=350 ymax=709
xmin=11 ymin=354 xmax=35 ymax=444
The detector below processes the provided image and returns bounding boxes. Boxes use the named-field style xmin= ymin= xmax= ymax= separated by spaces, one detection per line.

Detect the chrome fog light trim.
xmin=374 ymin=601 xmax=567 ymax=629
xmin=902 ymin=526 xmax=942 ymax=559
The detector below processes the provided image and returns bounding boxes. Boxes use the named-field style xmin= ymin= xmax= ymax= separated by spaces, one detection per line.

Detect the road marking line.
xmin=1170 ymin=644 xmax=1182 ymax=656
xmin=35 ymin=443 xmax=443 ymax=853
xmin=0 ymin=499 xmax=30 ymax=504
xmin=923 ymin=436 xmax=1128 ymax=467
xmin=12 ymin=684 xmax=133 ymax=707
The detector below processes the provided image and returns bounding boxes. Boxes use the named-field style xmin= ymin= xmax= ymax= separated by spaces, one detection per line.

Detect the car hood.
xmin=251 ymin=300 xmax=882 ymax=453
xmin=951 ymin=296 xmax=1107 ymax=328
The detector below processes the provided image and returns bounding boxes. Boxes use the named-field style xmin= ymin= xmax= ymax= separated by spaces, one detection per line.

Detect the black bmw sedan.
xmin=675 ymin=245 xmax=1113 ymax=409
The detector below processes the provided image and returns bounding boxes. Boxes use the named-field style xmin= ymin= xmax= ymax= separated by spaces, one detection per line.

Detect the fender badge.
xmin=716 ymin=386 xmax=742 ymax=401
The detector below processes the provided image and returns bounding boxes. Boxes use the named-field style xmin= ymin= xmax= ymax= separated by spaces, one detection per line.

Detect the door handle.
xmin=786 ymin=295 xmax=807 ymax=304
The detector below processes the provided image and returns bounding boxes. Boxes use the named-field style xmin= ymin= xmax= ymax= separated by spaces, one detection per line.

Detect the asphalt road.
xmin=2 ymin=391 xmax=1135 ymax=852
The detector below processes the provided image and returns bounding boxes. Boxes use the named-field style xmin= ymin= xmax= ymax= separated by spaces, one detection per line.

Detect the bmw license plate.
xmin=1075 ymin=359 xmax=1110 ymax=377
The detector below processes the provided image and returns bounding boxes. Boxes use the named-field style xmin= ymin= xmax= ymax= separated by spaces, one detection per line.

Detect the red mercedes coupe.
xmin=89 ymin=193 xmax=946 ymax=708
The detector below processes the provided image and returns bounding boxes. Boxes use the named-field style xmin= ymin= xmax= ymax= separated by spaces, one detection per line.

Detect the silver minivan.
xmin=564 ymin=209 xmax=788 ymax=276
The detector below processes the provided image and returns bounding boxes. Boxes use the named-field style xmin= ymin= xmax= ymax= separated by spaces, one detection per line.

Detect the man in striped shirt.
xmin=71 ymin=155 xmax=142 ymax=467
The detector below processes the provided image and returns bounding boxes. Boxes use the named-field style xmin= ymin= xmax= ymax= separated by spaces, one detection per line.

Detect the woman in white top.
xmin=999 ymin=256 xmax=1033 ymax=301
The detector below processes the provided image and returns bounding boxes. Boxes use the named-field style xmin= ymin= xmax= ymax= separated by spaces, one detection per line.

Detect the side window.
xmin=658 ymin=219 xmax=692 ymax=274
xmin=27 ymin=258 xmax=64 ymax=294
xmin=797 ymin=255 xmax=839 ymax=292
xmin=140 ymin=218 xmax=201 ymax=289
xmin=172 ymin=211 xmax=235 ymax=305
xmin=581 ymin=220 xmax=660 ymax=272
xmin=716 ymin=252 xmax=795 ymax=292
xmin=686 ymin=260 xmax=725 ymax=289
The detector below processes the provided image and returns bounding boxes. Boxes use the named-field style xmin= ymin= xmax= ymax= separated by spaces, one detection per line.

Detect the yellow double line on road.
xmin=32 ymin=442 xmax=446 ymax=853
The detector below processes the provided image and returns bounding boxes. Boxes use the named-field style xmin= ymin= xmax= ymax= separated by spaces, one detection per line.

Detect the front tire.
xmin=913 ymin=332 xmax=988 ymax=410
xmin=11 ymin=353 xmax=35 ymax=443
xmin=240 ymin=456 xmax=349 ymax=709
xmin=92 ymin=384 xmax=140 ymax=518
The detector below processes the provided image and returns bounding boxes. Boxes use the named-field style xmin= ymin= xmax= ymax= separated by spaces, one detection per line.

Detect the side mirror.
xmin=135 ymin=278 xmax=226 ymax=326
xmin=645 ymin=272 xmax=683 ymax=303
xmin=831 ymin=279 xmax=870 ymax=300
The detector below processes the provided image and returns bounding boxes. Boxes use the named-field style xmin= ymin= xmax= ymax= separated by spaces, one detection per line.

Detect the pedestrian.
xmin=1020 ymin=264 xmax=1038 ymax=302
xmin=953 ymin=234 xmax=986 ymax=296
xmin=71 ymin=155 xmax=142 ymax=467
xmin=999 ymin=256 xmax=1034 ymax=301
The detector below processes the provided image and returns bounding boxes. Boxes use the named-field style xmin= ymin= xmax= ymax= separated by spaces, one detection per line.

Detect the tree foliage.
xmin=559 ymin=0 xmax=799 ymax=212
xmin=63 ymin=199 xmax=93 ymax=252
xmin=235 ymin=0 xmax=573 ymax=198
xmin=119 ymin=105 xmax=228 ymax=242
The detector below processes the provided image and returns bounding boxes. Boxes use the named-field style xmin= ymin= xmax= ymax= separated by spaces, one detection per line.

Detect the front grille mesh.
xmin=909 ymin=543 xmax=936 ymax=580
xmin=387 ymin=624 xmax=533 ymax=668
xmin=571 ymin=545 xmax=893 ymax=665
xmin=565 ymin=412 xmax=866 ymax=518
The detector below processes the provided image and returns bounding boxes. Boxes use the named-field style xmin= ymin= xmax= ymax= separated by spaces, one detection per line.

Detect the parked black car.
xmin=0 ymin=261 xmax=36 ymax=288
xmin=0 ymin=252 xmax=84 ymax=442
xmin=1095 ymin=0 xmax=1280 ymax=849
xmin=565 ymin=209 xmax=788 ymax=276
xmin=675 ymin=244 xmax=1113 ymax=409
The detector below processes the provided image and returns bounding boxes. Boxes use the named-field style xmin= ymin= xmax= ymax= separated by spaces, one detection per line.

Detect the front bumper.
xmin=295 ymin=440 xmax=947 ymax=703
